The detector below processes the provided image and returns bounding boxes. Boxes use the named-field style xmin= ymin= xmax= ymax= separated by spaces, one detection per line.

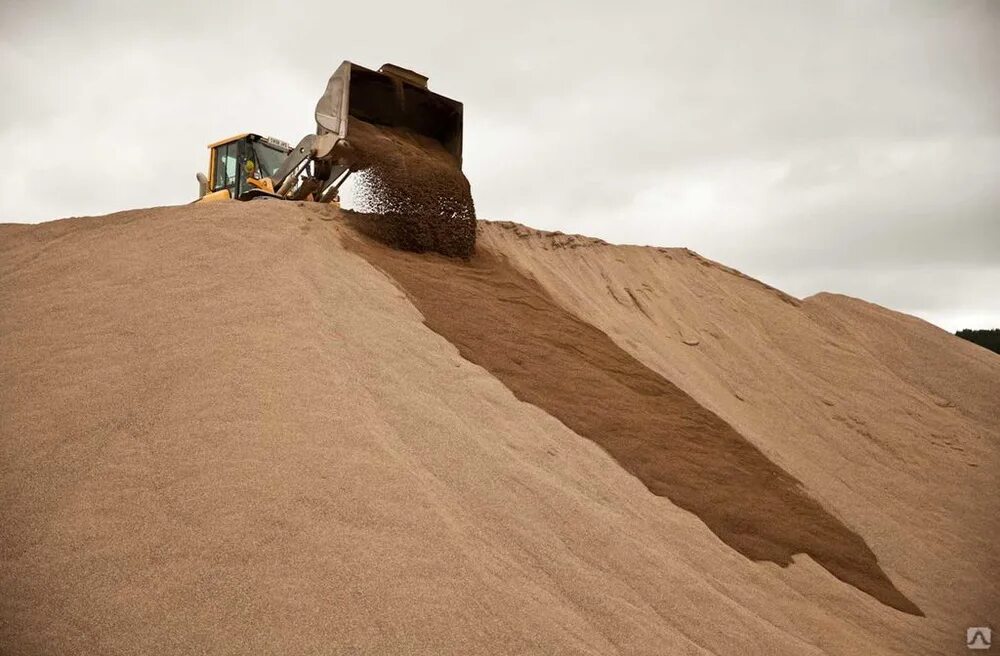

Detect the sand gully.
xmin=346 ymin=234 xmax=923 ymax=616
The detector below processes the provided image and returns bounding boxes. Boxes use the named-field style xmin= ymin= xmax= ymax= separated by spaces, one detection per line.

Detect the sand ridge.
xmin=479 ymin=219 xmax=1000 ymax=636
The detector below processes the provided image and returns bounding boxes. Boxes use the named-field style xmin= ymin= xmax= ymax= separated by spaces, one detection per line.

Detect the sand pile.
xmin=344 ymin=118 xmax=476 ymax=258
xmin=1 ymin=202 xmax=997 ymax=655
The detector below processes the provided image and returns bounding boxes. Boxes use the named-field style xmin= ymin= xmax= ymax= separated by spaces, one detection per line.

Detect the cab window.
xmin=254 ymin=142 xmax=288 ymax=177
xmin=212 ymin=142 xmax=239 ymax=192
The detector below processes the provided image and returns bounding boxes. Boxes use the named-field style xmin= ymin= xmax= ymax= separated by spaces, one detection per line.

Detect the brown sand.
xmin=345 ymin=234 xmax=921 ymax=616
xmin=344 ymin=118 xmax=476 ymax=258
xmin=1 ymin=202 xmax=997 ymax=655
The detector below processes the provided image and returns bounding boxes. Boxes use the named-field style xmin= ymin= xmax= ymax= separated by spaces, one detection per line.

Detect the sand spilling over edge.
xmin=346 ymin=233 xmax=924 ymax=616
xmin=344 ymin=118 xmax=476 ymax=258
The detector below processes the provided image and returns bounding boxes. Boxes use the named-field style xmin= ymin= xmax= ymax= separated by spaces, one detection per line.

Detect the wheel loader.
xmin=195 ymin=61 xmax=464 ymax=204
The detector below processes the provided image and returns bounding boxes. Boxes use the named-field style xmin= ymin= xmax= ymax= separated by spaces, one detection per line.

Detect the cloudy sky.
xmin=1 ymin=0 xmax=997 ymax=331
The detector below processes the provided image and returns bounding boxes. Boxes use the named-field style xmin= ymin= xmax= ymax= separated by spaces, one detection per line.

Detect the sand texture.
xmin=1 ymin=202 xmax=997 ymax=655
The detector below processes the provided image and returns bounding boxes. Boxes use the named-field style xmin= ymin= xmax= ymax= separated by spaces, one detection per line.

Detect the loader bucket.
xmin=314 ymin=61 xmax=464 ymax=166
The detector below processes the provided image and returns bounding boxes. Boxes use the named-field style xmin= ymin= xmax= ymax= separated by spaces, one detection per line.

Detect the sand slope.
xmin=1 ymin=203 xmax=996 ymax=655
xmin=480 ymin=221 xmax=1000 ymax=647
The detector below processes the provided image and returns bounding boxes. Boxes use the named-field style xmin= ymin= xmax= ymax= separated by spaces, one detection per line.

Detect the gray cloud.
xmin=1 ymin=0 xmax=998 ymax=331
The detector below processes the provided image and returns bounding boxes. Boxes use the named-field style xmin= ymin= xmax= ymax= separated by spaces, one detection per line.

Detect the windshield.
xmin=253 ymin=142 xmax=289 ymax=177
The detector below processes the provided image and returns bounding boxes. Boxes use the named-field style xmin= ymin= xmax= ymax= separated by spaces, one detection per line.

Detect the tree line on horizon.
xmin=955 ymin=328 xmax=1000 ymax=355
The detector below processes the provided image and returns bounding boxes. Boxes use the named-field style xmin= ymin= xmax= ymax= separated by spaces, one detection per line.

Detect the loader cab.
xmin=197 ymin=133 xmax=292 ymax=202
